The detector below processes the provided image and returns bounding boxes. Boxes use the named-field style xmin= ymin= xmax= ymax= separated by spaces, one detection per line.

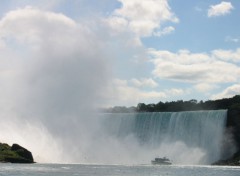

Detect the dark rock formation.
xmin=213 ymin=151 xmax=240 ymax=166
xmin=0 ymin=143 xmax=34 ymax=163
xmin=227 ymin=107 xmax=240 ymax=150
xmin=213 ymin=106 xmax=240 ymax=166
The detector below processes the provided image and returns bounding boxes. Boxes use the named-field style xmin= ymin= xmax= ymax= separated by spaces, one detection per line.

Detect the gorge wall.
xmin=227 ymin=107 xmax=240 ymax=150
xmin=212 ymin=107 xmax=240 ymax=165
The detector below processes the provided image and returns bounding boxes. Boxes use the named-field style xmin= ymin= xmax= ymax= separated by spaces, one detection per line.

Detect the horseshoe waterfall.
xmin=101 ymin=110 xmax=228 ymax=165
xmin=1 ymin=109 xmax=230 ymax=165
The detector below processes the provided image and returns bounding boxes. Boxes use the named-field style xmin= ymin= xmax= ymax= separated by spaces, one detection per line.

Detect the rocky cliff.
xmin=213 ymin=107 xmax=240 ymax=166
xmin=0 ymin=143 xmax=34 ymax=163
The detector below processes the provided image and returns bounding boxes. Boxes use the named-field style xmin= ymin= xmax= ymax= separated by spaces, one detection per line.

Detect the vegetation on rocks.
xmin=0 ymin=143 xmax=34 ymax=163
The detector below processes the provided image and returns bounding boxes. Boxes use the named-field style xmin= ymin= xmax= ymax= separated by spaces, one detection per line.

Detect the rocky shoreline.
xmin=212 ymin=151 xmax=240 ymax=166
xmin=0 ymin=143 xmax=34 ymax=163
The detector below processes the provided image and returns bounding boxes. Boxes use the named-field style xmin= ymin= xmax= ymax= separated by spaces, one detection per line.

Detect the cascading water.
xmin=1 ymin=109 xmax=229 ymax=165
xmin=101 ymin=110 xmax=227 ymax=165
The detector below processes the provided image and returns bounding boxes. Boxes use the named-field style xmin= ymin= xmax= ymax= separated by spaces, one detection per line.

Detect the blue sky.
xmin=0 ymin=0 xmax=240 ymax=107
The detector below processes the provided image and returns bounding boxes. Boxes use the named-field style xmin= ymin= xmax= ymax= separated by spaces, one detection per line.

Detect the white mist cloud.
xmin=106 ymin=0 xmax=178 ymax=38
xmin=0 ymin=6 xmax=109 ymax=110
xmin=0 ymin=117 xmax=67 ymax=163
xmin=208 ymin=1 xmax=234 ymax=17
xmin=0 ymin=7 xmax=111 ymax=163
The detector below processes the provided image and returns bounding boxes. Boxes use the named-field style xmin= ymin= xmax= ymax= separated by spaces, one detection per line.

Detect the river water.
xmin=0 ymin=164 xmax=239 ymax=176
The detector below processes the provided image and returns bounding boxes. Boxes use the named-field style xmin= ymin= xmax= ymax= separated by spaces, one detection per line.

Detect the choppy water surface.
xmin=0 ymin=164 xmax=239 ymax=176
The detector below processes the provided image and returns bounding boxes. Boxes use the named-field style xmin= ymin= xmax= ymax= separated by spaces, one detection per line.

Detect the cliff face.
xmin=227 ymin=107 xmax=240 ymax=150
xmin=213 ymin=151 xmax=240 ymax=166
xmin=0 ymin=143 xmax=34 ymax=163
xmin=213 ymin=107 xmax=240 ymax=166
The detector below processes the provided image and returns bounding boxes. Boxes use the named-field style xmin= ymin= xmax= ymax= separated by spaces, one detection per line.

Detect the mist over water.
xmin=0 ymin=107 xmax=228 ymax=165
xmin=0 ymin=7 xmax=111 ymax=163
xmin=99 ymin=111 xmax=228 ymax=165
xmin=0 ymin=7 xmax=233 ymax=165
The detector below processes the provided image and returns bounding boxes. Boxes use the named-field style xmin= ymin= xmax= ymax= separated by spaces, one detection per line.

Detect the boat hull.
xmin=151 ymin=161 xmax=171 ymax=165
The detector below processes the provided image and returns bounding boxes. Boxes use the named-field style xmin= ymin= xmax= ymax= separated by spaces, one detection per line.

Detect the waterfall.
xmin=0 ymin=109 xmax=228 ymax=164
xmin=102 ymin=110 xmax=227 ymax=164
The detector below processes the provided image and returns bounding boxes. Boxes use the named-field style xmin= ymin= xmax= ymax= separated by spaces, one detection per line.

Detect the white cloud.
xmin=1 ymin=0 xmax=63 ymax=11
xmin=208 ymin=1 xmax=233 ymax=17
xmin=166 ymin=88 xmax=184 ymax=96
xmin=194 ymin=83 xmax=218 ymax=93
xmin=149 ymin=48 xmax=240 ymax=84
xmin=153 ymin=26 xmax=175 ymax=37
xmin=225 ymin=36 xmax=239 ymax=43
xmin=0 ymin=6 xmax=77 ymax=50
xmin=0 ymin=39 xmax=6 ymax=49
xmin=105 ymin=16 xmax=128 ymax=34
xmin=212 ymin=48 xmax=240 ymax=62
xmin=130 ymin=78 xmax=158 ymax=88
xmin=104 ymin=79 xmax=186 ymax=106
xmin=211 ymin=84 xmax=240 ymax=100
xmin=107 ymin=0 xmax=178 ymax=37
xmin=104 ymin=79 xmax=165 ymax=106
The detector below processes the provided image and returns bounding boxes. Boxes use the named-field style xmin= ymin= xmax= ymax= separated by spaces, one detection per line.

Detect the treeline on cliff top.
xmin=104 ymin=95 xmax=240 ymax=113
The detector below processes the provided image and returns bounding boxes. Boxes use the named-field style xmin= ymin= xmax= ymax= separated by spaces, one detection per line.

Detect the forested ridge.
xmin=105 ymin=95 xmax=240 ymax=113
